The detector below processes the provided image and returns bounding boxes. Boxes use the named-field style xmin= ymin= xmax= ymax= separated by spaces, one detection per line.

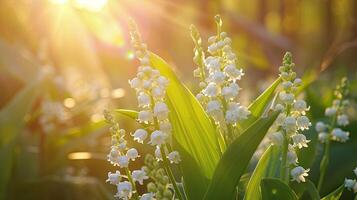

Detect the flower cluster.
xmin=191 ymin=15 xmax=250 ymax=141
xmin=104 ymin=21 xmax=183 ymax=200
xmin=315 ymin=77 xmax=350 ymax=143
xmin=129 ymin=21 xmax=180 ymax=164
xmin=270 ymin=52 xmax=311 ymax=183
xmin=344 ymin=167 xmax=357 ymax=193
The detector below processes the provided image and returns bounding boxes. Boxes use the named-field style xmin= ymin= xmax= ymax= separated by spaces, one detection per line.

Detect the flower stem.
xmin=280 ymin=132 xmax=289 ymax=183
xmin=125 ymin=167 xmax=139 ymax=199
xmin=160 ymin=147 xmax=184 ymax=200
xmin=318 ymin=111 xmax=338 ymax=192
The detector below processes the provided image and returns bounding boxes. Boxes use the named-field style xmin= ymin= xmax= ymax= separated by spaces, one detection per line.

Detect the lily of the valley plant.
xmin=104 ymin=15 xmax=353 ymax=200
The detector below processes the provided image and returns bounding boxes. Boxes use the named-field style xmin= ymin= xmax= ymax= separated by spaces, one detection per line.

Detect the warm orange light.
xmin=74 ymin=0 xmax=108 ymax=12
xmin=50 ymin=0 xmax=68 ymax=4
xmin=68 ymin=152 xmax=92 ymax=160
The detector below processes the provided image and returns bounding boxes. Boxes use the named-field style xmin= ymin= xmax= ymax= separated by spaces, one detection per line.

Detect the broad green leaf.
xmin=244 ymin=145 xmax=281 ymax=200
xmin=149 ymin=52 xmax=220 ymax=178
xmin=204 ymin=111 xmax=280 ymax=200
xmin=115 ymin=109 xmax=138 ymax=119
xmin=291 ymin=180 xmax=320 ymax=200
xmin=261 ymin=178 xmax=298 ymax=200
xmin=240 ymin=77 xmax=281 ymax=130
xmin=321 ymin=184 xmax=344 ymax=200
xmin=0 ymin=78 xmax=43 ymax=199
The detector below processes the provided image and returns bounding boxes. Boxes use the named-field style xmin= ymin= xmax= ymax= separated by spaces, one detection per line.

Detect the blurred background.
xmin=0 ymin=0 xmax=356 ymax=199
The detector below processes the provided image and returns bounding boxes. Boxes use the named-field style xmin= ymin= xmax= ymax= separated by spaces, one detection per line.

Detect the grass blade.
xmin=321 ymin=184 xmax=344 ymax=200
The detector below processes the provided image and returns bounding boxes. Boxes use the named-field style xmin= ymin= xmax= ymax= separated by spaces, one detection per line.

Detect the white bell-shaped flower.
xmin=137 ymin=92 xmax=151 ymax=107
xmin=290 ymin=166 xmax=309 ymax=183
xmin=325 ymin=107 xmax=337 ymax=117
xmin=344 ymin=179 xmax=356 ymax=191
xmin=297 ymin=116 xmax=311 ymax=130
xmin=115 ymin=181 xmax=132 ymax=199
xmin=205 ymin=57 xmax=220 ymax=72
xmin=140 ymin=193 xmax=155 ymax=200
xmin=223 ymin=64 xmax=244 ymax=80
xmin=287 ymin=150 xmax=298 ymax=165
xmin=159 ymin=121 xmax=172 ymax=133
xmin=126 ymin=148 xmax=140 ymax=161
xmin=153 ymin=102 xmax=169 ymax=120
xmin=222 ymin=82 xmax=240 ymax=100
xmin=337 ymin=114 xmax=349 ymax=126
xmin=129 ymin=77 xmax=142 ymax=89
xmin=203 ymin=82 xmax=220 ymax=97
xmin=318 ymin=132 xmax=329 ymax=143
xmin=283 ymin=116 xmax=297 ymax=133
xmin=132 ymin=169 xmax=149 ymax=185
xmin=294 ymin=100 xmax=309 ymax=113
xmin=107 ymin=171 xmax=121 ymax=185
xmin=292 ymin=134 xmax=310 ymax=149
xmin=138 ymin=110 xmax=153 ymax=124
xmin=167 ymin=151 xmax=181 ymax=164
xmin=315 ymin=121 xmax=327 ymax=132
xmin=133 ymin=129 xmax=148 ymax=143
xmin=149 ymin=130 xmax=167 ymax=146
xmin=152 ymin=86 xmax=166 ymax=100
xmin=279 ymin=91 xmax=294 ymax=104
xmin=209 ymin=71 xmax=226 ymax=85
xmin=117 ymin=155 xmax=129 ymax=168
xmin=331 ymin=128 xmax=349 ymax=142
xmin=156 ymin=76 xmax=169 ymax=87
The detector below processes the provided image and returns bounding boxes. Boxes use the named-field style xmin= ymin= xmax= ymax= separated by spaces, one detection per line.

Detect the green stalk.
xmin=280 ymin=132 xmax=289 ymax=183
xmin=280 ymin=104 xmax=291 ymax=183
xmin=317 ymin=112 xmax=338 ymax=192
xmin=125 ymin=167 xmax=139 ymax=200
xmin=160 ymin=147 xmax=184 ymax=200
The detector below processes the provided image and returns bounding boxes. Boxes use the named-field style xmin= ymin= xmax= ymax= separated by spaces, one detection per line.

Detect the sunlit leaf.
xmin=204 ymin=111 xmax=280 ymax=200
xmin=149 ymin=52 xmax=221 ymax=177
xmin=321 ymin=184 xmax=344 ymax=200
xmin=240 ymin=77 xmax=281 ymax=130
xmin=244 ymin=145 xmax=281 ymax=200
xmin=115 ymin=109 xmax=138 ymax=120
xmin=261 ymin=178 xmax=298 ymax=200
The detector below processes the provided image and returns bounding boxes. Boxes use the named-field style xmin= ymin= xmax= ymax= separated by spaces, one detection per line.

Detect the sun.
xmin=50 ymin=0 xmax=108 ymax=12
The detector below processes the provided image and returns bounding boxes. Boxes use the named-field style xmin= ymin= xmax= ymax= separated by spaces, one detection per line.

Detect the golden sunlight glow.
xmin=68 ymin=152 xmax=92 ymax=160
xmin=74 ymin=0 xmax=108 ymax=12
xmin=50 ymin=0 xmax=68 ymax=4
xmin=111 ymin=88 xmax=126 ymax=99
xmin=63 ymin=97 xmax=76 ymax=108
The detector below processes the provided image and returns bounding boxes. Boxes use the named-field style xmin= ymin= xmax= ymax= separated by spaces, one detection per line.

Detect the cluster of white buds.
xmin=344 ymin=167 xmax=357 ymax=193
xmin=270 ymin=52 xmax=311 ymax=183
xmin=104 ymin=110 xmax=148 ymax=199
xmin=129 ymin=21 xmax=180 ymax=165
xmin=191 ymin=15 xmax=250 ymax=142
xmin=103 ymin=21 xmax=183 ymax=200
xmin=315 ymin=77 xmax=350 ymax=143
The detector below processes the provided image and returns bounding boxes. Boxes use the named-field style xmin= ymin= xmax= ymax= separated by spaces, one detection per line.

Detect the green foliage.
xmin=148 ymin=52 xmax=221 ymax=179
xmin=320 ymin=184 xmax=344 ymax=200
xmin=204 ymin=111 xmax=280 ymax=200
xmin=0 ymin=77 xmax=43 ymax=199
xmin=240 ymin=77 xmax=281 ymax=130
xmin=261 ymin=178 xmax=298 ymax=200
xmin=244 ymin=145 xmax=281 ymax=200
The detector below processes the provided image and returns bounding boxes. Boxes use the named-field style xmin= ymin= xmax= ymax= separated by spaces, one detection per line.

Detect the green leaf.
xmin=244 ymin=145 xmax=281 ymax=200
xmin=240 ymin=77 xmax=281 ymax=130
xmin=261 ymin=178 xmax=298 ymax=200
xmin=149 ymin=52 xmax=220 ymax=178
xmin=291 ymin=180 xmax=320 ymax=200
xmin=115 ymin=109 xmax=138 ymax=119
xmin=321 ymin=184 xmax=344 ymax=200
xmin=0 ymin=78 xmax=43 ymax=199
xmin=204 ymin=111 xmax=280 ymax=200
